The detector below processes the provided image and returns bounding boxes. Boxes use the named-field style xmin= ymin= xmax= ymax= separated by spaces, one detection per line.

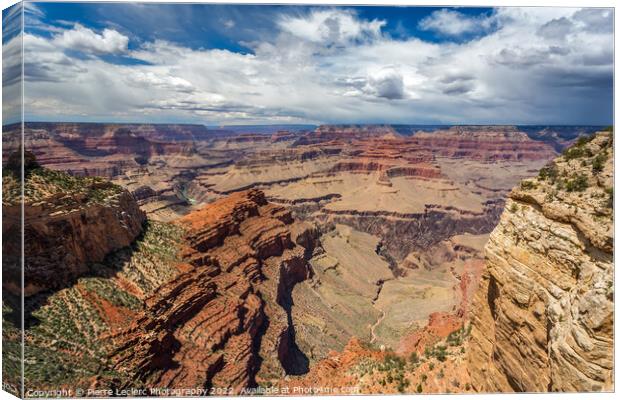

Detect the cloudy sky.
xmin=1 ymin=2 xmax=614 ymax=125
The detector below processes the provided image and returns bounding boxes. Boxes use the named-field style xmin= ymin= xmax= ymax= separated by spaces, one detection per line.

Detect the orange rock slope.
xmin=109 ymin=189 xmax=318 ymax=393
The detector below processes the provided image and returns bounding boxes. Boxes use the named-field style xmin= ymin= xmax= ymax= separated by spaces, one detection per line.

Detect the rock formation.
xmin=2 ymin=163 xmax=145 ymax=296
xmin=412 ymin=126 xmax=557 ymax=161
xmin=106 ymin=189 xmax=317 ymax=393
xmin=467 ymin=130 xmax=614 ymax=392
xmin=4 ymin=122 xmax=607 ymax=395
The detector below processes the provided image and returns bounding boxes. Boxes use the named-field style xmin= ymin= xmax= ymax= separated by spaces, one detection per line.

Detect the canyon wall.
xmin=2 ymin=164 xmax=145 ymax=296
xmin=108 ymin=189 xmax=318 ymax=393
xmin=468 ymin=131 xmax=614 ymax=392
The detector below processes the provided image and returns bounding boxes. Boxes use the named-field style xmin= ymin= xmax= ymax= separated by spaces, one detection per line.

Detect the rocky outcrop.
xmin=109 ymin=189 xmax=316 ymax=393
xmin=468 ymin=131 xmax=614 ymax=392
xmin=2 ymin=166 xmax=145 ymax=296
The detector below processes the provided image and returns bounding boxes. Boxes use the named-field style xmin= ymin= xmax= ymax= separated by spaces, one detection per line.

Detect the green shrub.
xmin=565 ymin=174 xmax=589 ymax=192
xmin=380 ymin=353 xmax=406 ymax=372
xmin=592 ymin=152 xmax=608 ymax=173
xmin=520 ymin=180 xmax=537 ymax=190
xmin=446 ymin=326 xmax=466 ymax=346
xmin=435 ymin=345 xmax=447 ymax=362
xmin=575 ymin=134 xmax=595 ymax=147
xmin=396 ymin=378 xmax=410 ymax=393
xmin=538 ymin=163 xmax=559 ymax=182
xmin=563 ymin=146 xmax=592 ymax=161
xmin=416 ymin=384 xmax=423 ymax=393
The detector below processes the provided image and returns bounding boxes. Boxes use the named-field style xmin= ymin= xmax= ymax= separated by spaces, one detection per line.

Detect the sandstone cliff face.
xmin=2 ymin=167 xmax=145 ymax=296
xmin=468 ymin=131 xmax=614 ymax=392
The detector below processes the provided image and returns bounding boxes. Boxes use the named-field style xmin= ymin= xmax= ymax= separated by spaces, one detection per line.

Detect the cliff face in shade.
xmin=467 ymin=131 xmax=614 ymax=392
xmin=108 ymin=189 xmax=317 ymax=393
xmin=2 ymin=167 xmax=145 ymax=296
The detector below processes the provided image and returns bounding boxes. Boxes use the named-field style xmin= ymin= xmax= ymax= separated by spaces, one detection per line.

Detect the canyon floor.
xmin=2 ymin=123 xmax=611 ymax=395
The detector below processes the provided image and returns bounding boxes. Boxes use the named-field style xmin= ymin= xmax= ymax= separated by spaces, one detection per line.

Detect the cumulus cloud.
xmin=53 ymin=24 xmax=129 ymax=55
xmin=365 ymin=67 xmax=406 ymax=100
xmin=572 ymin=8 xmax=613 ymax=33
xmin=537 ymin=17 xmax=574 ymax=39
xmin=129 ymin=71 xmax=195 ymax=93
xmin=278 ymin=9 xmax=385 ymax=45
xmin=10 ymin=6 xmax=614 ymax=125
xmin=418 ymin=9 xmax=495 ymax=37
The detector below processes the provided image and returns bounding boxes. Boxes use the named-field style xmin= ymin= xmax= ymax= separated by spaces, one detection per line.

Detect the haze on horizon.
xmin=2 ymin=2 xmax=614 ymax=126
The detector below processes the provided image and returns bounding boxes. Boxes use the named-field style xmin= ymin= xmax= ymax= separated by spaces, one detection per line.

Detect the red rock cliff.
xmin=109 ymin=189 xmax=317 ymax=393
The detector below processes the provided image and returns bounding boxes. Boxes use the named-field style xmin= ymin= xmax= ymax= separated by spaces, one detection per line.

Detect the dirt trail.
xmin=369 ymin=279 xmax=390 ymax=344
xmin=370 ymin=309 xmax=385 ymax=344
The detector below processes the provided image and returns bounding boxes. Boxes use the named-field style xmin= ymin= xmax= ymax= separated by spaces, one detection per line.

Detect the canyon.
xmin=2 ymin=122 xmax=612 ymax=395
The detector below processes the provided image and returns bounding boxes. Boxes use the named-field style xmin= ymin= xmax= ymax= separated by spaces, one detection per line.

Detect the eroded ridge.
xmin=108 ymin=189 xmax=318 ymax=393
xmin=468 ymin=131 xmax=614 ymax=392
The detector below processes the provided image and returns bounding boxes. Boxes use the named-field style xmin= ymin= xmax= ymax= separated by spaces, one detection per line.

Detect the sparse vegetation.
xmin=592 ymin=152 xmax=608 ymax=173
xmin=565 ymin=174 xmax=589 ymax=192
xmin=424 ymin=344 xmax=448 ymax=362
xmin=563 ymin=146 xmax=589 ymax=161
xmin=538 ymin=163 xmax=558 ymax=182
xmin=575 ymin=134 xmax=596 ymax=147
xmin=446 ymin=324 xmax=471 ymax=347
xmin=18 ymin=220 xmax=184 ymax=390
xmin=545 ymin=189 xmax=558 ymax=202
xmin=3 ymin=157 xmax=124 ymax=206
xmin=605 ymin=187 xmax=613 ymax=209
xmin=520 ymin=180 xmax=537 ymax=190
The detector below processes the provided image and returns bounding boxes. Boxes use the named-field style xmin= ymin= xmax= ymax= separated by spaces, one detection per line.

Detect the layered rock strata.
xmin=109 ymin=189 xmax=317 ymax=393
xmin=412 ymin=126 xmax=557 ymax=161
xmin=468 ymin=131 xmax=614 ymax=392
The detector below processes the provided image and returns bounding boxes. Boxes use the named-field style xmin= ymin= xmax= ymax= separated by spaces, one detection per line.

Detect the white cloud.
xmin=572 ymin=8 xmax=613 ymax=33
xmin=364 ymin=67 xmax=406 ymax=100
xmin=129 ymin=71 xmax=195 ymax=93
xmin=537 ymin=17 xmax=574 ymax=39
xmin=278 ymin=9 xmax=385 ymax=45
xmin=12 ymin=6 xmax=614 ymax=125
xmin=53 ymin=24 xmax=129 ymax=55
xmin=418 ymin=9 xmax=494 ymax=37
